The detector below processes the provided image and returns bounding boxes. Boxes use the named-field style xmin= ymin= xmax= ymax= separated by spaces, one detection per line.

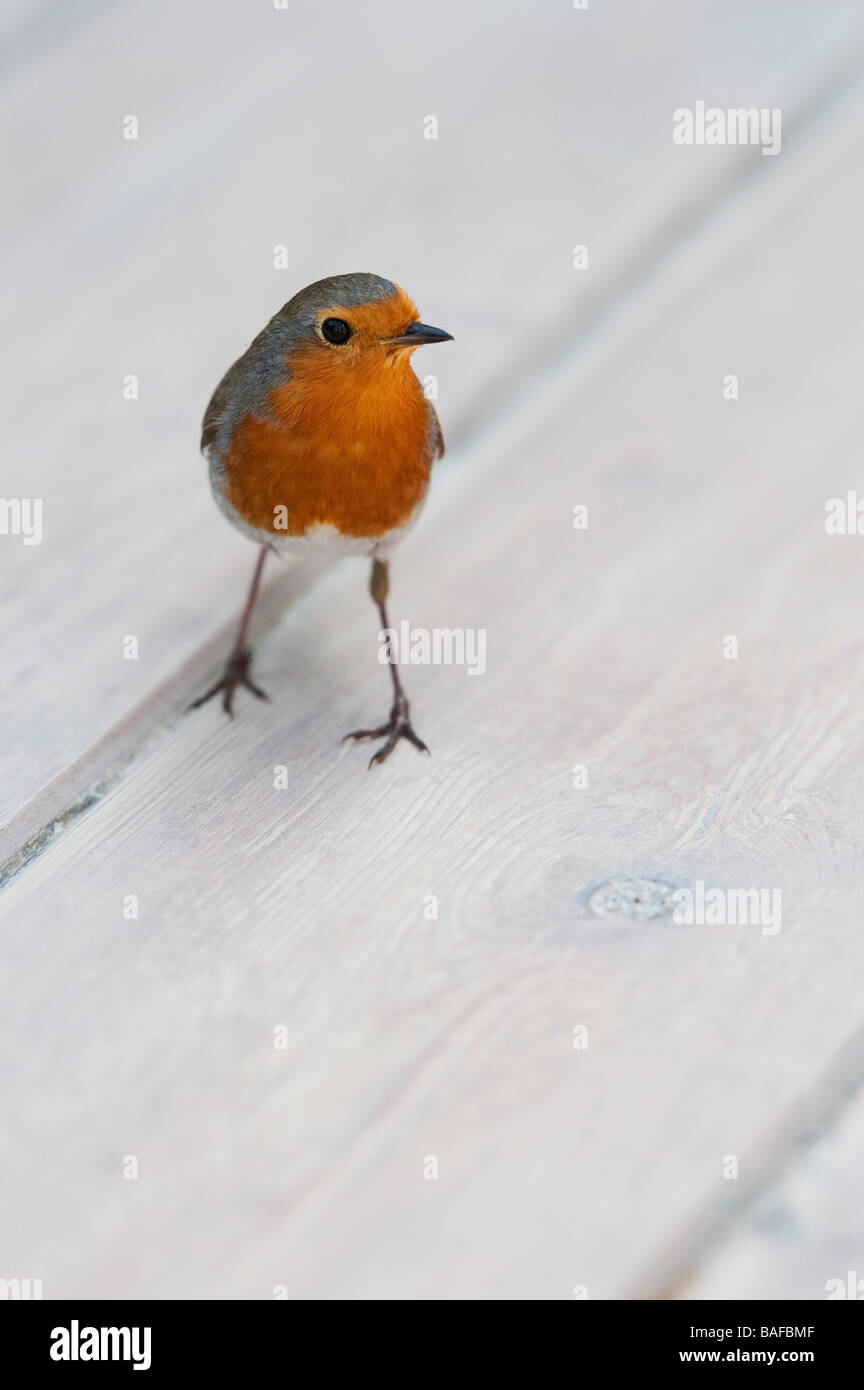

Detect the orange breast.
xmin=222 ymin=347 xmax=432 ymax=538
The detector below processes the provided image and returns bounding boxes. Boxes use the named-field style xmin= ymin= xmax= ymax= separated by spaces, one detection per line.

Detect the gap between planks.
xmin=639 ymin=1024 xmax=864 ymax=1298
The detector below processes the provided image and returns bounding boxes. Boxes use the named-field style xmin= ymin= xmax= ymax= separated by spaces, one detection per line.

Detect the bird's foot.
xmin=191 ymin=648 xmax=269 ymax=718
xmin=342 ymin=693 xmax=430 ymax=768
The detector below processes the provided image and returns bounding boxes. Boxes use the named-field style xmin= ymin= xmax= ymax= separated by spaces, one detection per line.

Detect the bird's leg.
xmin=191 ymin=545 xmax=270 ymax=717
xmin=343 ymin=558 xmax=430 ymax=768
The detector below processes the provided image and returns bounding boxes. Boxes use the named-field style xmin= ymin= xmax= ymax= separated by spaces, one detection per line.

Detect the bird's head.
xmin=274 ymin=273 xmax=452 ymax=376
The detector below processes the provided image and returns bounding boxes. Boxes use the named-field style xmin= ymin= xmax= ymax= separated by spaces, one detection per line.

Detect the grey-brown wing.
xmin=426 ymin=402 xmax=445 ymax=463
xmin=200 ymin=356 xmax=246 ymax=454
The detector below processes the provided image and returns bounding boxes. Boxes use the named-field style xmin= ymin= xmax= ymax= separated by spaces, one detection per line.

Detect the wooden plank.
xmin=3 ymin=0 xmax=863 ymax=847
xmin=678 ymin=1052 xmax=864 ymax=1301
xmin=0 ymin=1 xmax=78 ymax=51
xmin=2 ymin=76 xmax=864 ymax=1297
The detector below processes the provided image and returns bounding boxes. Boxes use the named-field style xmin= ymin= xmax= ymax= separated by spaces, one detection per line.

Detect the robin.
xmin=193 ymin=272 xmax=453 ymax=766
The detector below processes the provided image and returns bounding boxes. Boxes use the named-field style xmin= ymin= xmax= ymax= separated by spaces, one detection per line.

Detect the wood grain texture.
xmin=3 ymin=0 xmax=863 ymax=843
xmin=3 ymin=72 xmax=864 ymax=1297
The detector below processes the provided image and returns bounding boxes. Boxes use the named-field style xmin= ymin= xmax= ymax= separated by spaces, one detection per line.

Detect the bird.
xmin=192 ymin=272 xmax=453 ymax=767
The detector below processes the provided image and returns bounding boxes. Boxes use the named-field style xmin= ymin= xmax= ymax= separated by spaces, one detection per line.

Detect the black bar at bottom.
xmin=1 ymin=1298 xmax=860 ymax=1375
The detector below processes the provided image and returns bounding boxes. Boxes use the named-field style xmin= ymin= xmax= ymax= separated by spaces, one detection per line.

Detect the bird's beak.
xmin=385 ymin=320 xmax=454 ymax=347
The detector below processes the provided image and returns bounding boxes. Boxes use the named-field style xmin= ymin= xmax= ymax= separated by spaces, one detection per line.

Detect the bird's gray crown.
xmin=276 ymin=273 xmax=398 ymax=327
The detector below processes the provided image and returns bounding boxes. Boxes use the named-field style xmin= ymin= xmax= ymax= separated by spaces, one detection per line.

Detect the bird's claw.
xmin=191 ymin=649 xmax=269 ymax=718
xmin=342 ymin=697 xmax=430 ymax=768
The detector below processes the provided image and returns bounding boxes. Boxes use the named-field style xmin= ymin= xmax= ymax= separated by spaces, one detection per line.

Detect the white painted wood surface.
xmin=3 ymin=0 xmax=862 ymax=848
xmin=680 ymin=1050 xmax=864 ymax=1301
xmin=4 ymin=13 xmax=864 ymax=1296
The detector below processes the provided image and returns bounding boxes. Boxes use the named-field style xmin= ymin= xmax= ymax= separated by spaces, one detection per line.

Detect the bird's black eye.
xmin=321 ymin=317 xmax=352 ymax=344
